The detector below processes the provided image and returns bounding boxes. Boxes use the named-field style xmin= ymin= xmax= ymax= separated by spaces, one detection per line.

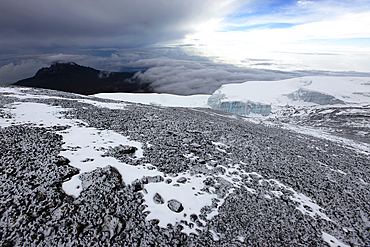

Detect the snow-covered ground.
xmin=0 ymin=87 xmax=215 ymax=234
xmin=3 ymin=88 xmax=328 ymax=236
xmin=1 ymin=83 xmax=369 ymax=246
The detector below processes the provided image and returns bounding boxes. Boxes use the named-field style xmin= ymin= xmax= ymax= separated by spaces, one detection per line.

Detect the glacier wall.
xmin=218 ymin=101 xmax=271 ymax=116
xmin=207 ymin=94 xmax=271 ymax=116
xmin=285 ymin=89 xmax=345 ymax=105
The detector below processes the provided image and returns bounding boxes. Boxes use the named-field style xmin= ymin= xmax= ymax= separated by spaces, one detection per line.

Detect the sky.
xmin=1 ymin=0 xmax=370 ymax=95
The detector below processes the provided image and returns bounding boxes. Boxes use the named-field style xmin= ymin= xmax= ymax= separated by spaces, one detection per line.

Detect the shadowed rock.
xmin=153 ymin=193 xmax=165 ymax=204
xmin=168 ymin=199 xmax=184 ymax=213
xmin=176 ymin=177 xmax=187 ymax=184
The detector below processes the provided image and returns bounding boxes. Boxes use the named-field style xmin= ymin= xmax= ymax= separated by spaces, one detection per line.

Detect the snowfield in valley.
xmin=0 ymin=81 xmax=369 ymax=246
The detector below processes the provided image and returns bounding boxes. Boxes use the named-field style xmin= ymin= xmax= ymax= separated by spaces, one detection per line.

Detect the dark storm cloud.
xmin=0 ymin=0 xmax=229 ymax=54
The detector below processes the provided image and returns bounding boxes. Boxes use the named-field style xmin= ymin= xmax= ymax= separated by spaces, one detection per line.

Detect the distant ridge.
xmin=13 ymin=62 xmax=152 ymax=95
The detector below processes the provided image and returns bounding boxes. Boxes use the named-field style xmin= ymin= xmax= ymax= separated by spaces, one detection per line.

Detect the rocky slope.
xmin=0 ymin=85 xmax=369 ymax=246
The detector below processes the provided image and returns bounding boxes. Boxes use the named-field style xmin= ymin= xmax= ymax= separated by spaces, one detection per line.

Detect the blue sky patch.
xmin=220 ymin=23 xmax=295 ymax=32
xmin=295 ymin=38 xmax=370 ymax=46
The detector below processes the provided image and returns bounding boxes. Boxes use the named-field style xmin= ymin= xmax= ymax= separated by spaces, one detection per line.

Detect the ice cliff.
xmin=207 ymin=94 xmax=271 ymax=116
xmin=285 ymin=88 xmax=345 ymax=105
xmin=208 ymin=77 xmax=370 ymax=116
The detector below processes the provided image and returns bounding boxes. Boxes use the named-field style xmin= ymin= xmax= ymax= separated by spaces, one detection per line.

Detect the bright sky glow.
xmin=179 ymin=0 xmax=370 ymax=72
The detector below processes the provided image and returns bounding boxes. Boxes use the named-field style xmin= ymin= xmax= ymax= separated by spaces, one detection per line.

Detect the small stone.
xmin=153 ymin=193 xmax=165 ymax=204
xmin=190 ymin=214 xmax=198 ymax=222
xmin=81 ymin=158 xmax=94 ymax=163
xmin=116 ymin=145 xmax=138 ymax=154
xmin=190 ymin=143 xmax=201 ymax=148
xmin=141 ymin=176 xmax=148 ymax=184
xmin=176 ymin=177 xmax=187 ymax=184
xmin=102 ymin=215 xmax=124 ymax=239
xmin=167 ymin=199 xmax=184 ymax=213
xmin=147 ymin=175 xmax=164 ymax=183
xmin=203 ymin=177 xmax=215 ymax=186
xmin=198 ymin=159 xmax=206 ymax=164
xmin=165 ymin=178 xmax=172 ymax=184
xmin=131 ymin=179 xmax=143 ymax=192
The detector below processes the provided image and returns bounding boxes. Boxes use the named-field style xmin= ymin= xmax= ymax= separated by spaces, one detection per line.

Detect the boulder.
xmin=167 ymin=199 xmax=184 ymax=213
xmin=153 ymin=193 xmax=165 ymax=204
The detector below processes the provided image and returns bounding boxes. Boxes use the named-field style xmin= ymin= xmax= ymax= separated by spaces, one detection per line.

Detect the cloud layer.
xmin=2 ymin=49 xmax=370 ymax=95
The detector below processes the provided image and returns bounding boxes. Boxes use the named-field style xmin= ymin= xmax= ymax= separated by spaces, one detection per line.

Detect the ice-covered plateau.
xmin=207 ymin=76 xmax=370 ymax=116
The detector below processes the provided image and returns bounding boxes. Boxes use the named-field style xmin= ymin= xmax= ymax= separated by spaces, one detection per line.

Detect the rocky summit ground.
xmin=0 ymin=85 xmax=369 ymax=246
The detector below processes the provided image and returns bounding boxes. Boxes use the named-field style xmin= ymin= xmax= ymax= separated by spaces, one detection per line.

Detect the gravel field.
xmin=0 ymin=85 xmax=369 ymax=246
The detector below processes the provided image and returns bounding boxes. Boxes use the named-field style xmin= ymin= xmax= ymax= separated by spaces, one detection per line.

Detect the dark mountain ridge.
xmin=13 ymin=62 xmax=152 ymax=95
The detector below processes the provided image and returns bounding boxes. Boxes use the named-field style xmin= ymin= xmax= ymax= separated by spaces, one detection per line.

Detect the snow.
xmin=74 ymin=98 xmax=126 ymax=110
xmin=322 ymin=232 xmax=349 ymax=247
xmin=143 ymin=172 xmax=214 ymax=231
xmin=0 ymin=102 xmax=71 ymax=127
xmin=94 ymin=92 xmax=210 ymax=108
xmin=60 ymin=126 xmax=145 ymax=197
xmin=209 ymin=230 xmax=220 ymax=241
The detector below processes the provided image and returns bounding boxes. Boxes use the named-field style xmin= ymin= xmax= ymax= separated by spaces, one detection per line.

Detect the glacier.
xmin=207 ymin=77 xmax=370 ymax=116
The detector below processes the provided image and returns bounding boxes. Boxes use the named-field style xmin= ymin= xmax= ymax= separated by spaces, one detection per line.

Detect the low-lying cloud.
xmin=129 ymin=57 xmax=299 ymax=95
xmin=0 ymin=60 xmax=47 ymax=84
xmin=2 ymin=49 xmax=369 ymax=95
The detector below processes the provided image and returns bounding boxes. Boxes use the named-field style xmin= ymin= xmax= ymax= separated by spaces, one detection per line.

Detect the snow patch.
xmin=95 ymin=92 xmax=210 ymax=108
xmin=60 ymin=126 xmax=145 ymax=197
xmin=143 ymin=172 xmax=214 ymax=232
xmin=0 ymin=102 xmax=71 ymax=127
xmin=322 ymin=232 xmax=349 ymax=247
xmin=0 ymin=86 xmax=126 ymax=110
